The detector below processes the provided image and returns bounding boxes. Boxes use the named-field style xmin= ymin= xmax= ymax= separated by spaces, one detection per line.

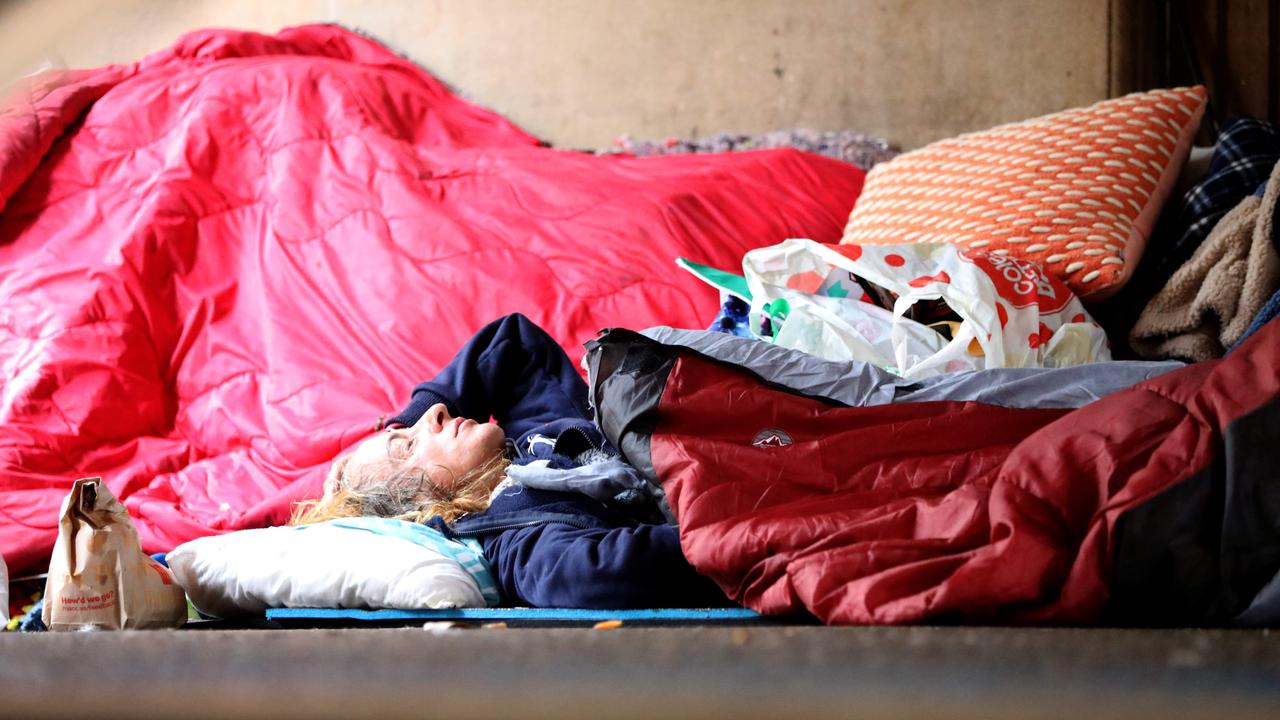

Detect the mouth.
xmin=453 ymin=419 xmax=473 ymax=438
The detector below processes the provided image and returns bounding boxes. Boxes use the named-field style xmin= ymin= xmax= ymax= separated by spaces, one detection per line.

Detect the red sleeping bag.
xmin=0 ymin=24 xmax=865 ymax=575
xmin=586 ymin=323 xmax=1280 ymax=625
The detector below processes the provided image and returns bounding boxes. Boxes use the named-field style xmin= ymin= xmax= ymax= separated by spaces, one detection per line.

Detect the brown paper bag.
xmin=42 ymin=477 xmax=187 ymax=630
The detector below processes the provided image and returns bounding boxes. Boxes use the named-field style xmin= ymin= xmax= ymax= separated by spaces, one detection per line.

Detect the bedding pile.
xmin=3 ymin=22 xmax=1278 ymax=627
xmin=0 ymin=24 xmax=866 ymax=576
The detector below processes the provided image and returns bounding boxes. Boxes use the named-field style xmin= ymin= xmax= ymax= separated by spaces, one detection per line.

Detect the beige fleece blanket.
xmin=1131 ymin=161 xmax=1280 ymax=361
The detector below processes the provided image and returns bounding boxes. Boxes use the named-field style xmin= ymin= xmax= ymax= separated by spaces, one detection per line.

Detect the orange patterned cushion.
xmin=841 ymin=87 xmax=1207 ymax=300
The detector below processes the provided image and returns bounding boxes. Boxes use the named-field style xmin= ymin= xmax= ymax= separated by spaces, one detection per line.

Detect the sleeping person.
xmin=293 ymin=313 xmax=728 ymax=609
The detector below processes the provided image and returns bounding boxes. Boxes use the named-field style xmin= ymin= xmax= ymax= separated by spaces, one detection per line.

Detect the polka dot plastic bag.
xmin=739 ymin=238 xmax=1109 ymax=378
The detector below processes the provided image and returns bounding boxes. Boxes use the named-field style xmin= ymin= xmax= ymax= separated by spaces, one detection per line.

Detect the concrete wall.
xmin=0 ymin=0 xmax=1120 ymax=150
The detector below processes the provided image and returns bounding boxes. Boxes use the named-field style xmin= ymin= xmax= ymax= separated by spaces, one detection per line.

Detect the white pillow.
xmin=166 ymin=520 xmax=490 ymax=618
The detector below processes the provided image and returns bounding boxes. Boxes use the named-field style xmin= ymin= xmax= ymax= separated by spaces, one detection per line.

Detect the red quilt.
xmin=0 ymin=25 xmax=865 ymax=575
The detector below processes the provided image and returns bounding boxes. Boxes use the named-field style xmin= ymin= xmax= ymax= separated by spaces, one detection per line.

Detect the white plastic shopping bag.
xmin=738 ymin=239 xmax=1109 ymax=378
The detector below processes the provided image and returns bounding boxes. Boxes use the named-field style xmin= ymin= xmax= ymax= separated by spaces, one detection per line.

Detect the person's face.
xmin=337 ymin=403 xmax=506 ymax=496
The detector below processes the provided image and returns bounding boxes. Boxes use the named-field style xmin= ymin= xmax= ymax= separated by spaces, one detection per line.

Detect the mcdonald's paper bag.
xmin=42 ymin=478 xmax=187 ymax=630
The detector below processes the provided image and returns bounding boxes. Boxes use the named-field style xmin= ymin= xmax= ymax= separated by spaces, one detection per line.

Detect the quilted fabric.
xmin=0 ymin=25 xmax=865 ymax=576
xmin=842 ymin=87 xmax=1207 ymax=300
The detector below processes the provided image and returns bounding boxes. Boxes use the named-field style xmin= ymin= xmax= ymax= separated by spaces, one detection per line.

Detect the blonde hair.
xmin=291 ymin=452 xmax=511 ymax=526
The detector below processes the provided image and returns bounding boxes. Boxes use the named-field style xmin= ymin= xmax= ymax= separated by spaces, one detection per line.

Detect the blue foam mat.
xmin=266 ymin=607 xmax=762 ymax=622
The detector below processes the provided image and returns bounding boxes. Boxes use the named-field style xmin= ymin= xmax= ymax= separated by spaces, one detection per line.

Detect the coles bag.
xmin=725 ymin=239 xmax=1110 ymax=378
xmin=42 ymin=478 xmax=187 ymax=631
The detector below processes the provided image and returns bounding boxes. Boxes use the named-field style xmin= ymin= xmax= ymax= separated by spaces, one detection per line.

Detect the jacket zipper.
xmin=557 ymin=425 xmax=600 ymax=453
xmin=450 ymin=516 xmax=596 ymax=537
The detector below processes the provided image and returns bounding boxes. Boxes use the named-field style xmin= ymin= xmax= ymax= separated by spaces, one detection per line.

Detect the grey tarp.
xmin=638 ymin=327 xmax=1184 ymax=410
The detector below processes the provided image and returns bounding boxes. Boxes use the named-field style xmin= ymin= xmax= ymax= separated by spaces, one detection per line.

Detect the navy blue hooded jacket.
xmin=386 ymin=313 xmax=727 ymax=609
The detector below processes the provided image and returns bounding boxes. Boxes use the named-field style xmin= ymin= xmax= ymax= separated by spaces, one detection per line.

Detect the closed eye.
xmin=387 ymin=433 xmax=414 ymax=460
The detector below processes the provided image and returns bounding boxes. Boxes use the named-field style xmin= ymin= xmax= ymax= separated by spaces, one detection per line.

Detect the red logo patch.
xmin=751 ymin=429 xmax=794 ymax=448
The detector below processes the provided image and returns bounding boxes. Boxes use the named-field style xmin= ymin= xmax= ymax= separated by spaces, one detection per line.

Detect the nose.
xmin=414 ymin=403 xmax=452 ymax=434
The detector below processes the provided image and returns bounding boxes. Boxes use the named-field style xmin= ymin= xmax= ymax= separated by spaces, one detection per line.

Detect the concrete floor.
xmin=2 ymin=625 xmax=1278 ymax=719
